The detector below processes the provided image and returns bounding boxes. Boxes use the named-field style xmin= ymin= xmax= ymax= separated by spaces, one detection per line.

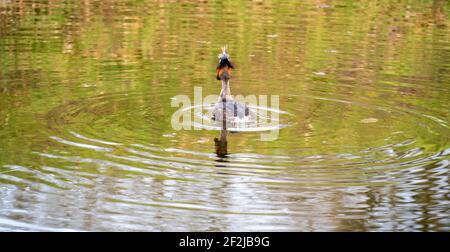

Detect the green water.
xmin=0 ymin=0 xmax=449 ymax=231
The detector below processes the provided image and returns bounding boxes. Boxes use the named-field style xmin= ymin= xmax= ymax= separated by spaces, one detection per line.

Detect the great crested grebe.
xmin=212 ymin=46 xmax=250 ymax=122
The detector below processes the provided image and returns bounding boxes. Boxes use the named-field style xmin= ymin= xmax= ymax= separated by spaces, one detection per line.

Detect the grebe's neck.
xmin=220 ymin=79 xmax=231 ymax=101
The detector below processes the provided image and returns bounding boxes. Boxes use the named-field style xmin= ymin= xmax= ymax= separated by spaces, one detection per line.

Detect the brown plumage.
xmin=216 ymin=66 xmax=232 ymax=80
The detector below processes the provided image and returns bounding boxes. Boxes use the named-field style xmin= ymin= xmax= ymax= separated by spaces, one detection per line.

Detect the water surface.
xmin=0 ymin=0 xmax=449 ymax=231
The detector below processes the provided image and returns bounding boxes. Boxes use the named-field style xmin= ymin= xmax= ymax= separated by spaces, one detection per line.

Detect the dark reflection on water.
xmin=0 ymin=0 xmax=449 ymax=231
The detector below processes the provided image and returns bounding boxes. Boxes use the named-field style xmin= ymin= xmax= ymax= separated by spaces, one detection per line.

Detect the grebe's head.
xmin=216 ymin=45 xmax=234 ymax=81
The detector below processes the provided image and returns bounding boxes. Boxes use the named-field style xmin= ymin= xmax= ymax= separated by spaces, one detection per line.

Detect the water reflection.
xmin=215 ymin=131 xmax=228 ymax=159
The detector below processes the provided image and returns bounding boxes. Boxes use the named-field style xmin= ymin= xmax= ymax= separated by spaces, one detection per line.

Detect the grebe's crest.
xmin=218 ymin=45 xmax=229 ymax=60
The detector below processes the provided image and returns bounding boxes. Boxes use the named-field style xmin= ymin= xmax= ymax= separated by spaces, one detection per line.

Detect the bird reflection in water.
xmin=214 ymin=100 xmax=229 ymax=160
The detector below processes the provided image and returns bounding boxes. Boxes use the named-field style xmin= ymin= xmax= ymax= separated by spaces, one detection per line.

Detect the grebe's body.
xmin=212 ymin=46 xmax=252 ymax=122
xmin=212 ymin=100 xmax=250 ymax=122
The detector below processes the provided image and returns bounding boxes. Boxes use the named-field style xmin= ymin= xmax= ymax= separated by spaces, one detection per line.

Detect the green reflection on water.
xmin=0 ymin=0 xmax=449 ymax=231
